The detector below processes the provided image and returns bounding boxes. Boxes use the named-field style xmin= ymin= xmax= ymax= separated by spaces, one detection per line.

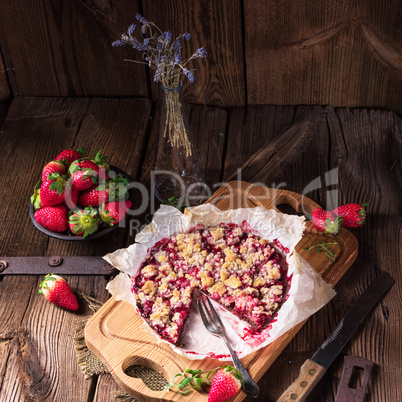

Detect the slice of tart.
xmin=131 ymin=223 xmax=288 ymax=345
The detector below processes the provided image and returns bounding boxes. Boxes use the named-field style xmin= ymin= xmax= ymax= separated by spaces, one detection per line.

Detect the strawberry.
xmin=69 ymin=159 xmax=100 ymax=191
xmin=208 ymin=366 xmax=244 ymax=402
xmin=311 ymin=207 xmax=343 ymax=235
xmin=40 ymin=173 xmax=67 ymax=207
xmin=55 ymin=147 xmax=86 ymax=166
xmin=332 ymin=203 xmax=367 ymax=228
xmin=64 ymin=184 xmax=79 ymax=210
xmin=68 ymin=207 xmax=101 ymax=238
xmin=34 ymin=204 xmax=69 ymax=232
xmin=78 ymin=183 xmax=109 ymax=207
xmin=31 ymin=181 xmax=43 ymax=210
xmin=99 ymin=200 xmax=132 ymax=226
xmin=79 ymin=174 xmax=130 ymax=207
xmin=38 ymin=274 xmax=79 ymax=311
xmin=41 ymin=160 xmax=66 ymax=182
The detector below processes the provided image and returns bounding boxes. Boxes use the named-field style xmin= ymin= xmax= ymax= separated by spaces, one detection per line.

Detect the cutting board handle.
xmin=230 ymin=181 xmax=321 ymax=217
xmin=109 ymin=346 xmax=205 ymax=401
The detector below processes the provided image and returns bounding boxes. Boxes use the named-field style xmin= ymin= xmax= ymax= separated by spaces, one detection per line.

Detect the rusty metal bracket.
xmin=0 ymin=256 xmax=117 ymax=276
xmin=335 ymin=356 xmax=374 ymax=402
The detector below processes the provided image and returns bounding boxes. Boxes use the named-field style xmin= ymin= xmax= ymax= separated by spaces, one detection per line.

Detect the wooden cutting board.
xmin=85 ymin=181 xmax=358 ymax=401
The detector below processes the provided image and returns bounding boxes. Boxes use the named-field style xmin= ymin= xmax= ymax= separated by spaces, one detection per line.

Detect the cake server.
xmin=277 ymin=271 xmax=394 ymax=402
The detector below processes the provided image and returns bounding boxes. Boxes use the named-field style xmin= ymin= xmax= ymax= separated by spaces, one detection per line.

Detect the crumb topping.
xmin=131 ymin=222 xmax=287 ymax=345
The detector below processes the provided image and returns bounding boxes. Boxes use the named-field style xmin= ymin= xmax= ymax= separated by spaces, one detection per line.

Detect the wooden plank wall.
xmin=0 ymin=36 xmax=11 ymax=124
xmin=0 ymin=0 xmax=401 ymax=113
xmin=0 ymin=51 xmax=11 ymax=102
xmin=244 ymin=0 xmax=402 ymax=112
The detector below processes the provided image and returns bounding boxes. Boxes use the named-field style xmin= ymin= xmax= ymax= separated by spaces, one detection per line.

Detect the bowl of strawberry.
xmin=30 ymin=148 xmax=133 ymax=240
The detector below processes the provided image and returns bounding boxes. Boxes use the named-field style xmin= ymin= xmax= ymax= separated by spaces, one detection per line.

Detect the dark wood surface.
xmin=244 ymin=0 xmax=402 ymax=112
xmin=0 ymin=49 xmax=11 ymax=102
xmin=0 ymin=1 xmax=401 ymax=112
xmin=0 ymin=96 xmax=400 ymax=401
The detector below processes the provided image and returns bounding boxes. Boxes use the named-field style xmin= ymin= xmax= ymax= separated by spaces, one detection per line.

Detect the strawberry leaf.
xmin=69 ymin=208 xmax=100 ymax=238
xmin=81 ymin=168 xmax=94 ymax=180
xmin=77 ymin=147 xmax=86 ymax=156
xmin=93 ymin=149 xmax=110 ymax=166
xmin=69 ymin=163 xmax=80 ymax=175
xmin=38 ymin=274 xmax=57 ymax=294
xmin=95 ymin=183 xmax=107 ymax=191
xmin=100 ymin=208 xmax=116 ymax=226
xmin=112 ymin=174 xmax=129 ymax=185
xmin=31 ymin=181 xmax=42 ymax=208
xmin=49 ymin=180 xmax=64 ymax=195
xmin=108 ymin=174 xmax=129 ymax=201
xmin=48 ymin=172 xmax=61 ymax=180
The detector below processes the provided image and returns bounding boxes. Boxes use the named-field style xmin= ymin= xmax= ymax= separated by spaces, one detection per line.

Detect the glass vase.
xmin=153 ymin=82 xmax=206 ymax=205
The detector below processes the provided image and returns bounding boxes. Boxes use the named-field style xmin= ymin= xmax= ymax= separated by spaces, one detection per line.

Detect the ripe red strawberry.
xmin=79 ymin=174 xmax=130 ymax=207
xmin=55 ymin=147 xmax=86 ymax=166
xmin=311 ymin=207 xmax=343 ymax=235
xmin=332 ymin=203 xmax=367 ymax=228
xmin=38 ymin=274 xmax=79 ymax=311
xmin=64 ymin=184 xmax=79 ymax=210
xmin=40 ymin=173 xmax=67 ymax=207
xmin=208 ymin=366 xmax=244 ymax=402
xmin=41 ymin=160 xmax=66 ymax=182
xmin=99 ymin=200 xmax=132 ymax=226
xmin=68 ymin=207 xmax=101 ymax=238
xmin=31 ymin=181 xmax=43 ymax=210
xmin=78 ymin=184 xmax=109 ymax=207
xmin=69 ymin=159 xmax=100 ymax=191
xmin=34 ymin=204 xmax=69 ymax=232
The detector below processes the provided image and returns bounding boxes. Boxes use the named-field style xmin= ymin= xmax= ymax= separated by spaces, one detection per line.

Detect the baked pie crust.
xmin=131 ymin=223 xmax=287 ymax=345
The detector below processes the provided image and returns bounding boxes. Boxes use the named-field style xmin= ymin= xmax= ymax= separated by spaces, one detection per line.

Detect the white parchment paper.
xmin=104 ymin=204 xmax=336 ymax=360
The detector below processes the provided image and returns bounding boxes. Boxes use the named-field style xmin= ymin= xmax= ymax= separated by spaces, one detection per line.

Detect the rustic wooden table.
xmin=0 ymin=97 xmax=400 ymax=401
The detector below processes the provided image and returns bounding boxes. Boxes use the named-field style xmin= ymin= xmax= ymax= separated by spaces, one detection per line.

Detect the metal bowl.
xmin=29 ymin=166 xmax=133 ymax=241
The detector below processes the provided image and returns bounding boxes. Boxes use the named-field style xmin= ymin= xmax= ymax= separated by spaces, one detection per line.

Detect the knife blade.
xmin=277 ymin=271 xmax=394 ymax=402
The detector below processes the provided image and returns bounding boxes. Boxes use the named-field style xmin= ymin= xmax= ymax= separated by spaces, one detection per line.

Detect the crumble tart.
xmin=131 ymin=222 xmax=288 ymax=345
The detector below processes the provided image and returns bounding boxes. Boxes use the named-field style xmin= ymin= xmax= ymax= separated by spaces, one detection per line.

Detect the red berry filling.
xmin=131 ymin=223 xmax=288 ymax=345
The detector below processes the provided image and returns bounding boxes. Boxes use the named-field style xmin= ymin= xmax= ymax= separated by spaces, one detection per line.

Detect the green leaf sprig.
xmin=163 ymin=196 xmax=186 ymax=212
xmin=304 ymin=236 xmax=338 ymax=262
xmin=165 ymin=365 xmax=243 ymax=395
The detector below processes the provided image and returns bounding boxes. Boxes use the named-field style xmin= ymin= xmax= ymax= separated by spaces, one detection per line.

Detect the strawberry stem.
xmin=324 ymin=215 xmax=343 ymax=235
xmin=69 ymin=208 xmax=100 ymax=238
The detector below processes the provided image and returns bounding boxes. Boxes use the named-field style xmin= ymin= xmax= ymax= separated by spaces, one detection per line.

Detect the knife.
xmin=277 ymin=271 xmax=394 ymax=402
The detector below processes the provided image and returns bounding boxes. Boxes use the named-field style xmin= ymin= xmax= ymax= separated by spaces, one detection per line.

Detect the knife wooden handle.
xmin=276 ymin=359 xmax=326 ymax=402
